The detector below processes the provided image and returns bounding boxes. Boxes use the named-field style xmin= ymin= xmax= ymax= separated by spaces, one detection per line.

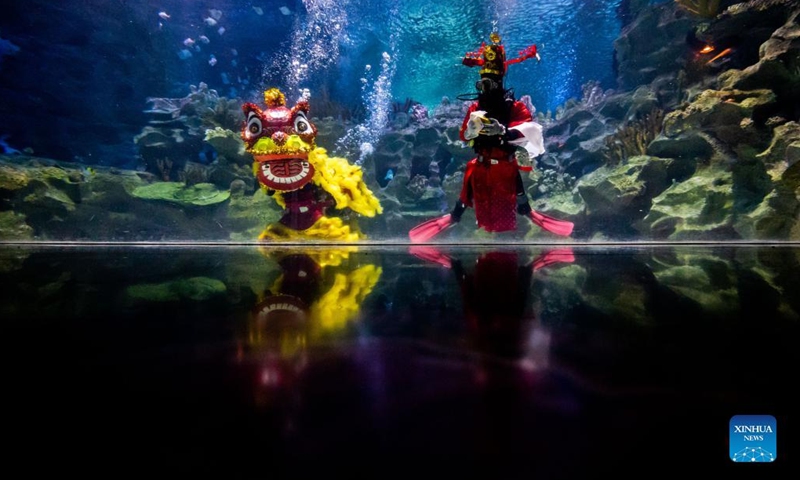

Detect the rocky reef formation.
xmin=133 ymin=83 xmax=251 ymax=188
xmin=525 ymin=0 xmax=800 ymax=241
xmin=0 ymin=155 xmax=280 ymax=242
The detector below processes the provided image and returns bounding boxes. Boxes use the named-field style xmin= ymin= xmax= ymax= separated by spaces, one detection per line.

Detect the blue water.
xmin=150 ymin=0 xmax=631 ymax=113
xmin=0 ymin=0 xmax=664 ymax=166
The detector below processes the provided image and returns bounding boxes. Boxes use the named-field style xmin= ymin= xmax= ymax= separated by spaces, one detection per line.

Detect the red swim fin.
xmin=409 ymin=245 xmax=453 ymax=268
xmin=528 ymin=210 xmax=574 ymax=237
xmin=409 ymin=214 xmax=456 ymax=243
xmin=531 ymin=248 xmax=575 ymax=271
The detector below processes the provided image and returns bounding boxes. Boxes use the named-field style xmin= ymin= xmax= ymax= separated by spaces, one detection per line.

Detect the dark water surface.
xmin=1 ymin=243 xmax=796 ymax=477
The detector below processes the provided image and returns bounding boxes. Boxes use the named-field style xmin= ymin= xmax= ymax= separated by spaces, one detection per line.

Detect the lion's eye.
xmin=294 ymin=113 xmax=311 ymax=134
xmin=246 ymin=113 xmax=263 ymax=137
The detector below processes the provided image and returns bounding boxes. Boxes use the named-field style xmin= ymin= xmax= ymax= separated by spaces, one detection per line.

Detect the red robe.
xmin=458 ymin=101 xmax=532 ymax=233
xmin=278 ymin=184 xmax=327 ymax=230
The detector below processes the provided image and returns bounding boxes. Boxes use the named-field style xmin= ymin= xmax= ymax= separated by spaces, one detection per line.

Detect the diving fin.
xmin=409 ymin=245 xmax=454 ymax=268
xmin=528 ymin=210 xmax=574 ymax=237
xmin=409 ymin=214 xmax=456 ymax=243
xmin=531 ymin=248 xmax=575 ymax=271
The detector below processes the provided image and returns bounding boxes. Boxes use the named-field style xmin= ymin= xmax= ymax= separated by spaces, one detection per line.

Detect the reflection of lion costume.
xmin=241 ymin=88 xmax=382 ymax=241
xmin=252 ymin=246 xmax=381 ymax=339
xmin=244 ymin=248 xmax=381 ymax=403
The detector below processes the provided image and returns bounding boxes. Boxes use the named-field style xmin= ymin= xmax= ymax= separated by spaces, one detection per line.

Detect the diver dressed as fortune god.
xmin=242 ymin=88 xmax=382 ymax=241
xmin=409 ymin=33 xmax=573 ymax=242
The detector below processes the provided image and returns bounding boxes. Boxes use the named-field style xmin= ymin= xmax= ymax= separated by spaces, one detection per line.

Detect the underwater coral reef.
xmin=1 ymin=0 xmax=799 ymax=243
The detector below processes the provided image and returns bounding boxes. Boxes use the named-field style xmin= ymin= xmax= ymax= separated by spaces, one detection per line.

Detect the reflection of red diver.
xmin=410 ymin=245 xmax=574 ymax=362
xmin=409 ymin=33 xmax=573 ymax=242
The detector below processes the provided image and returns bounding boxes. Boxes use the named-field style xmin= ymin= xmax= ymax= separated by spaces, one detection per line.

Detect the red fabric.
xmin=279 ymin=185 xmax=326 ymax=230
xmin=508 ymin=101 xmax=533 ymax=126
xmin=459 ymin=103 xmax=480 ymax=142
xmin=459 ymin=157 xmax=518 ymax=232
xmin=459 ymin=251 xmax=533 ymax=356
xmin=457 ymin=99 xmax=533 ymax=233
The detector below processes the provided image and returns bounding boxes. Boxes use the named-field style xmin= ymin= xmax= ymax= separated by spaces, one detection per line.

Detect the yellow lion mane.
xmin=256 ymin=147 xmax=383 ymax=241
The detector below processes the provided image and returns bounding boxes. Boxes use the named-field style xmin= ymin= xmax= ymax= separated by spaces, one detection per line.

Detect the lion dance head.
xmin=241 ymin=88 xmax=382 ymax=241
xmin=242 ymin=88 xmax=318 ymax=193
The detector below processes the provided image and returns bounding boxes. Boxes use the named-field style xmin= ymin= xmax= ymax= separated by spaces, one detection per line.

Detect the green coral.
xmin=0 ymin=164 xmax=30 ymax=191
xmin=724 ymin=0 xmax=798 ymax=15
xmin=0 ymin=211 xmax=34 ymax=241
xmin=203 ymin=127 xmax=249 ymax=165
xmin=601 ymin=108 xmax=665 ymax=165
xmin=643 ymin=167 xmax=736 ymax=238
xmin=674 ymin=0 xmax=721 ymax=18
xmin=131 ymin=182 xmax=230 ymax=207
xmin=227 ymin=188 xmax=282 ymax=241
xmin=126 ymin=277 xmax=227 ymax=302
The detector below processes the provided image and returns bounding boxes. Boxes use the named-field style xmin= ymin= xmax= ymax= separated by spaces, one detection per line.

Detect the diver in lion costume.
xmin=241 ymin=88 xmax=382 ymax=241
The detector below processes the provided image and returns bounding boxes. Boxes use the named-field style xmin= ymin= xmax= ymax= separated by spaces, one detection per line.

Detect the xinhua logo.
xmin=729 ymin=415 xmax=776 ymax=462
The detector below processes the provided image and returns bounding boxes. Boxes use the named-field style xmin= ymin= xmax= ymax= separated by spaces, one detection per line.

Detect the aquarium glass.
xmin=1 ymin=0 xmax=799 ymax=244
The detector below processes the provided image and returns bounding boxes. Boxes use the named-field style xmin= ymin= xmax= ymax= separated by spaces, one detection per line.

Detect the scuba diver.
xmin=409 ymin=33 xmax=573 ymax=242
